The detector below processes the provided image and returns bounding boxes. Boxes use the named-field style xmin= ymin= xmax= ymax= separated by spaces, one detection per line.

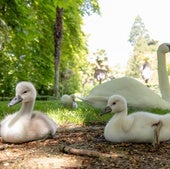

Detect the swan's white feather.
xmin=79 ymin=43 xmax=170 ymax=110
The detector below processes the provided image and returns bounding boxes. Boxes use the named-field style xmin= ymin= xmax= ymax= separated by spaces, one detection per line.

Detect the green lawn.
xmin=0 ymin=99 xmax=169 ymax=126
xmin=0 ymin=99 xmax=111 ymax=125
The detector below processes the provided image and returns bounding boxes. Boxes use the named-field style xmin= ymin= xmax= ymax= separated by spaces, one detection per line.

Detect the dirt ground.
xmin=0 ymin=125 xmax=170 ymax=169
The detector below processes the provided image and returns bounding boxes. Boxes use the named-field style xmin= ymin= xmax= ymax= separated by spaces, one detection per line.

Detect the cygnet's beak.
xmin=8 ymin=95 xmax=23 ymax=107
xmin=100 ymin=106 xmax=112 ymax=116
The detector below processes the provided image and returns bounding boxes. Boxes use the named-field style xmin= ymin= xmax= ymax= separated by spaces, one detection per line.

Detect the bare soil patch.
xmin=0 ymin=125 xmax=170 ymax=169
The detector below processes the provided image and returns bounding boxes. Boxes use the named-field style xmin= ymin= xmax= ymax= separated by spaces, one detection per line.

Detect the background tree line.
xmin=0 ymin=0 xmax=99 ymax=97
xmin=126 ymin=15 xmax=160 ymax=87
xmin=0 ymin=1 xmax=164 ymax=98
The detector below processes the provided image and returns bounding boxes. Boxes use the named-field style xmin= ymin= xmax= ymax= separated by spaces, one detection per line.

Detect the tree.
xmin=126 ymin=15 xmax=158 ymax=81
xmin=128 ymin=15 xmax=150 ymax=46
xmin=0 ymin=0 xmax=56 ymax=96
xmin=54 ymin=7 xmax=63 ymax=97
xmin=126 ymin=38 xmax=158 ymax=81
xmin=53 ymin=0 xmax=100 ymax=97
xmin=0 ymin=0 xmax=100 ymax=97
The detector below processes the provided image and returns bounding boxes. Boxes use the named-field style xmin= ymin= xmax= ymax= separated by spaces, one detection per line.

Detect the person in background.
xmin=140 ymin=59 xmax=152 ymax=85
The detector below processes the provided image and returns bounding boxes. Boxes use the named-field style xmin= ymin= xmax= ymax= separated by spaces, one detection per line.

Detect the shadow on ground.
xmin=0 ymin=124 xmax=170 ymax=169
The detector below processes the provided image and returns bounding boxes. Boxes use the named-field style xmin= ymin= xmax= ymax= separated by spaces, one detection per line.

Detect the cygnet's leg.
xmin=152 ymin=121 xmax=162 ymax=147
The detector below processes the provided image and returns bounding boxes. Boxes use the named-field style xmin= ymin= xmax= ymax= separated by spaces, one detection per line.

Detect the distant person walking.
xmin=141 ymin=60 xmax=151 ymax=84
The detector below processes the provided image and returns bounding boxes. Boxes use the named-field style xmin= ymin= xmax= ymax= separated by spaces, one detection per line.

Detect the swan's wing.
xmin=122 ymin=116 xmax=134 ymax=132
xmin=85 ymin=77 xmax=170 ymax=110
xmin=31 ymin=111 xmax=57 ymax=135
xmin=77 ymin=96 xmax=109 ymax=109
xmin=130 ymin=112 xmax=160 ymax=126
xmin=123 ymin=112 xmax=160 ymax=134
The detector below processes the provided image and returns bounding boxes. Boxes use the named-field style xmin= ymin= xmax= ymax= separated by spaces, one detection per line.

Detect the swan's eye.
xmin=23 ymin=90 xmax=28 ymax=94
xmin=112 ymin=102 xmax=116 ymax=105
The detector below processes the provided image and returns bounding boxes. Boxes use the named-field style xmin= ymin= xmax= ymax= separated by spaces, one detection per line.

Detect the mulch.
xmin=0 ymin=125 xmax=170 ymax=169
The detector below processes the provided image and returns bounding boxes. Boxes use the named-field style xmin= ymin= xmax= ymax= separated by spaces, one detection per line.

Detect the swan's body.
xmin=101 ymin=95 xmax=170 ymax=144
xmin=0 ymin=82 xmax=57 ymax=143
xmin=79 ymin=43 xmax=170 ymax=110
xmin=61 ymin=94 xmax=78 ymax=108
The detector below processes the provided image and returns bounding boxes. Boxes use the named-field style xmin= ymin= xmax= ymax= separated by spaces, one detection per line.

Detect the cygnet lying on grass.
xmin=61 ymin=94 xmax=78 ymax=108
xmin=0 ymin=81 xmax=57 ymax=143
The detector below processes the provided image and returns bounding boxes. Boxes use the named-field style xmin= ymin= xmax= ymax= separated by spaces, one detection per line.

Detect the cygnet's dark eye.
xmin=112 ymin=102 xmax=116 ymax=105
xmin=23 ymin=90 xmax=28 ymax=94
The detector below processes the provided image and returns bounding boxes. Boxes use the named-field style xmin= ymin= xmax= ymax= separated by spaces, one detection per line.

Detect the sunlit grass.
xmin=37 ymin=100 xmax=111 ymax=125
xmin=0 ymin=99 xmax=169 ymax=126
xmin=0 ymin=99 xmax=110 ymax=125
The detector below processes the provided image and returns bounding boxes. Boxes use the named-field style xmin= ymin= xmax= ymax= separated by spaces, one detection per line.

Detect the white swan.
xmin=79 ymin=43 xmax=170 ymax=110
xmin=61 ymin=94 xmax=78 ymax=108
xmin=0 ymin=81 xmax=57 ymax=143
xmin=101 ymin=95 xmax=170 ymax=145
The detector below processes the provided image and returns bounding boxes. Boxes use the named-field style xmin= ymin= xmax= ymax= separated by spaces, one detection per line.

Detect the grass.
xmin=0 ymin=99 xmax=111 ymax=126
xmin=0 ymin=99 xmax=169 ymax=126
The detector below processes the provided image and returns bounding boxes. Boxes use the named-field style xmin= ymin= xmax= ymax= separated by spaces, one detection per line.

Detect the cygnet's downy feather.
xmin=61 ymin=94 xmax=78 ymax=108
xmin=101 ymin=95 xmax=170 ymax=146
xmin=0 ymin=81 xmax=57 ymax=143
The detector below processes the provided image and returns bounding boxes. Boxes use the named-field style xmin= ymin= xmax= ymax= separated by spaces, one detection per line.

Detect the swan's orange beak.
xmin=8 ymin=95 xmax=23 ymax=107
xmin=100 ymin=106 xmax=112 ymax=116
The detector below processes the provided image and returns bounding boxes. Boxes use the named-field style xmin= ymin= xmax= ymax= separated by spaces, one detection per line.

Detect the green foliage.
xmin=0 ymin=0 xmax=100 ymax=97
xmin=128 ymin=15 xmax=151 ymax=46
xmin=0 ymin=0 xmax=56 ymax=96
xmin=59 ymin=3 xmax=88 ymax=95
xmin=126 ymin=38 xmax=149 ymax=78
xmin=56 ymin=0 xmax=100 ymax=95
xmin=126 ymin=39 xmax=158 ymax=79
xmin=127 ymin=15 xmax=158 ymax=80
xmin=82 ymin=0 xmax=100 ymax=16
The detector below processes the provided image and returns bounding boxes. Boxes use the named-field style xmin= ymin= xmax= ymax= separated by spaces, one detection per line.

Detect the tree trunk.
xmin=54 ymin=7 xmax=64 ymax=97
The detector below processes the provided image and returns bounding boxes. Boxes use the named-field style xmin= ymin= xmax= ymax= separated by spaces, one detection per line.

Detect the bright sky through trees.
xmin=83 ymin=0 xmax=170 ymax=67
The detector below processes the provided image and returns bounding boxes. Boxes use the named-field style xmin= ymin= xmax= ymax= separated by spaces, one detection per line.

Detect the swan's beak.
xmin=100 ymin=106 xmax=112 ymax=116
xmin=167 ymin=44 xmax=170 ymax=51
xmin=8 ymin=95 xmax=23 ymax=107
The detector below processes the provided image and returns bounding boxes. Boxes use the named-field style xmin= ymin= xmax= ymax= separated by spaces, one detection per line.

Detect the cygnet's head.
xmin=100 ymin=95 xmax=126 ymax=115
xmin=61 ymin=94 xmax=78 ymax=108
xmin=8 ymin=81 xmax=37 ymax=106
xmin=157 ymin=43 xmax=170 ymax=54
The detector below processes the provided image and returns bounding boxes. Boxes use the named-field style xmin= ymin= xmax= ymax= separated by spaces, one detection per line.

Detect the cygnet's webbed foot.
xmin=152 ymin=121 xmax=163 ymax=148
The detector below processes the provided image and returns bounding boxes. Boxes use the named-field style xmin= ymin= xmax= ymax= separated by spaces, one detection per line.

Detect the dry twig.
xmin=61 ymin=145 xmax=119 ymax=158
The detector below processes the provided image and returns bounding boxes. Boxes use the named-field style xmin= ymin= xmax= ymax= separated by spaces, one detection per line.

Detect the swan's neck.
xmin=20 ymin=100 xmax=34 ymax=114
xmin=114 ymin=109 xmax=127 ymax=120
xmin=110 ymin=108 xmax=133 ymax=133
xmin=8 ymin=100 xmax=34 ymax=127
xmin=110 ymin=107 xmax=128 ymax=126
xmin=157 ymin=51 xmax=170 ymax=101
